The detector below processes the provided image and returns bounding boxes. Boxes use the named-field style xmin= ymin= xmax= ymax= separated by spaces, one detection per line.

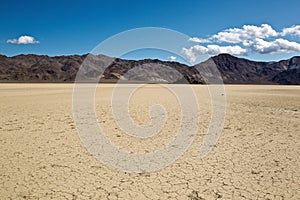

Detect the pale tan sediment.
xmin=0 ymin=84 xmax=299 ymax=199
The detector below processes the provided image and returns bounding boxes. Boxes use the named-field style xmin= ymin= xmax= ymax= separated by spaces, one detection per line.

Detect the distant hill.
xmin=0 ymin=53 xmax=299 ymax=84
xmin=208 ymin=54 xmax=300 ymax=84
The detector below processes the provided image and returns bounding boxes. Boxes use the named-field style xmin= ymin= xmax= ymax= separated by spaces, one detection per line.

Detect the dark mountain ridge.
xmin=0 ymin=53 xmax=299 ymax=84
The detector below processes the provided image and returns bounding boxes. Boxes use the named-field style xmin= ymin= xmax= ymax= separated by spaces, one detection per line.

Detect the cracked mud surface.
xmin=0 ymin=84 xmax=299 ymax=199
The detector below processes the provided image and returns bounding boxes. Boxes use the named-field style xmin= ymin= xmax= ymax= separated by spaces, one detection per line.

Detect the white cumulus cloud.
xmin=168 ymin=56 xmax=177 ymax=61
xmin=182 ymin=45 xmax=207 ymax=62
xmin=183 ymin=24 xmax=300 ymax=62
xmin=188 ymin=37 xmax=211 ymax=43
xmin=281 ymin=25 xmax=300 ymax=36
xmin=7 ymin=35 xmax=40 ymax=44
xmin=248 ymin=38 xmax=300 ymax=54
xmin=211 ymin=24 xmax=278 ymax=43
xmin=207 ymin=45 xmax=247 ymax=55
xmin=182 ymin=45 xmax=247 ymax=62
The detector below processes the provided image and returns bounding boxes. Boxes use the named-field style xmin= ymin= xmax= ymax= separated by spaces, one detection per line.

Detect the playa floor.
xmin=0 ymin=84 xmax=299 ymax=199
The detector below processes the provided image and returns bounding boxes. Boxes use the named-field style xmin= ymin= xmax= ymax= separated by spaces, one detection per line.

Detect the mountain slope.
xmin=195 ymin=54 xmax=300 ymax=84
xmin=0 ymin=54 xmax=299 ymax=84
xmin=271 ymin=68 xmax=300 ymax=85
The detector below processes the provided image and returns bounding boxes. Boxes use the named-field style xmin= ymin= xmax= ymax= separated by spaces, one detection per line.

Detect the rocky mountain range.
xmin=0 ymin=53 xmax=299 ymax=84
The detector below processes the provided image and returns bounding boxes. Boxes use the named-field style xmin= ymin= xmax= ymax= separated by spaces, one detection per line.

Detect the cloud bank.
xmin=245 ymin=38 xmax=300 ymax=54
xmin=7 ymin=35 xmax=39 ymax=44
xmin=182 ymin=45 xmax=247 ymax=62
xmin=184 ymin=24 xmax=300 ymax=62
xmin=281 ymin=25 xmax=300 ymax=36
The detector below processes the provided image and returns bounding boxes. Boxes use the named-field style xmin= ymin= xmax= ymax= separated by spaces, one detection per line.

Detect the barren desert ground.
xmin=0 ymin=84 xmax=299 ymax=199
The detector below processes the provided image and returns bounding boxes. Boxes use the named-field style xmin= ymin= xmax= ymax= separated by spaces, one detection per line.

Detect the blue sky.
xmin=1 ymin=0 xmax=300 ymax=63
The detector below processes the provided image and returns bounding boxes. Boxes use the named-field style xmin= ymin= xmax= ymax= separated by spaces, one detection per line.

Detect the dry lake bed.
xmin=0 ymin=84 xmax=299 ymax=199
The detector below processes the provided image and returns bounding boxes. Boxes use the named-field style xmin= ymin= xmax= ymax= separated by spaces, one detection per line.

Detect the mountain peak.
xmin=213 ymin=53 xmax=238 ymax=58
